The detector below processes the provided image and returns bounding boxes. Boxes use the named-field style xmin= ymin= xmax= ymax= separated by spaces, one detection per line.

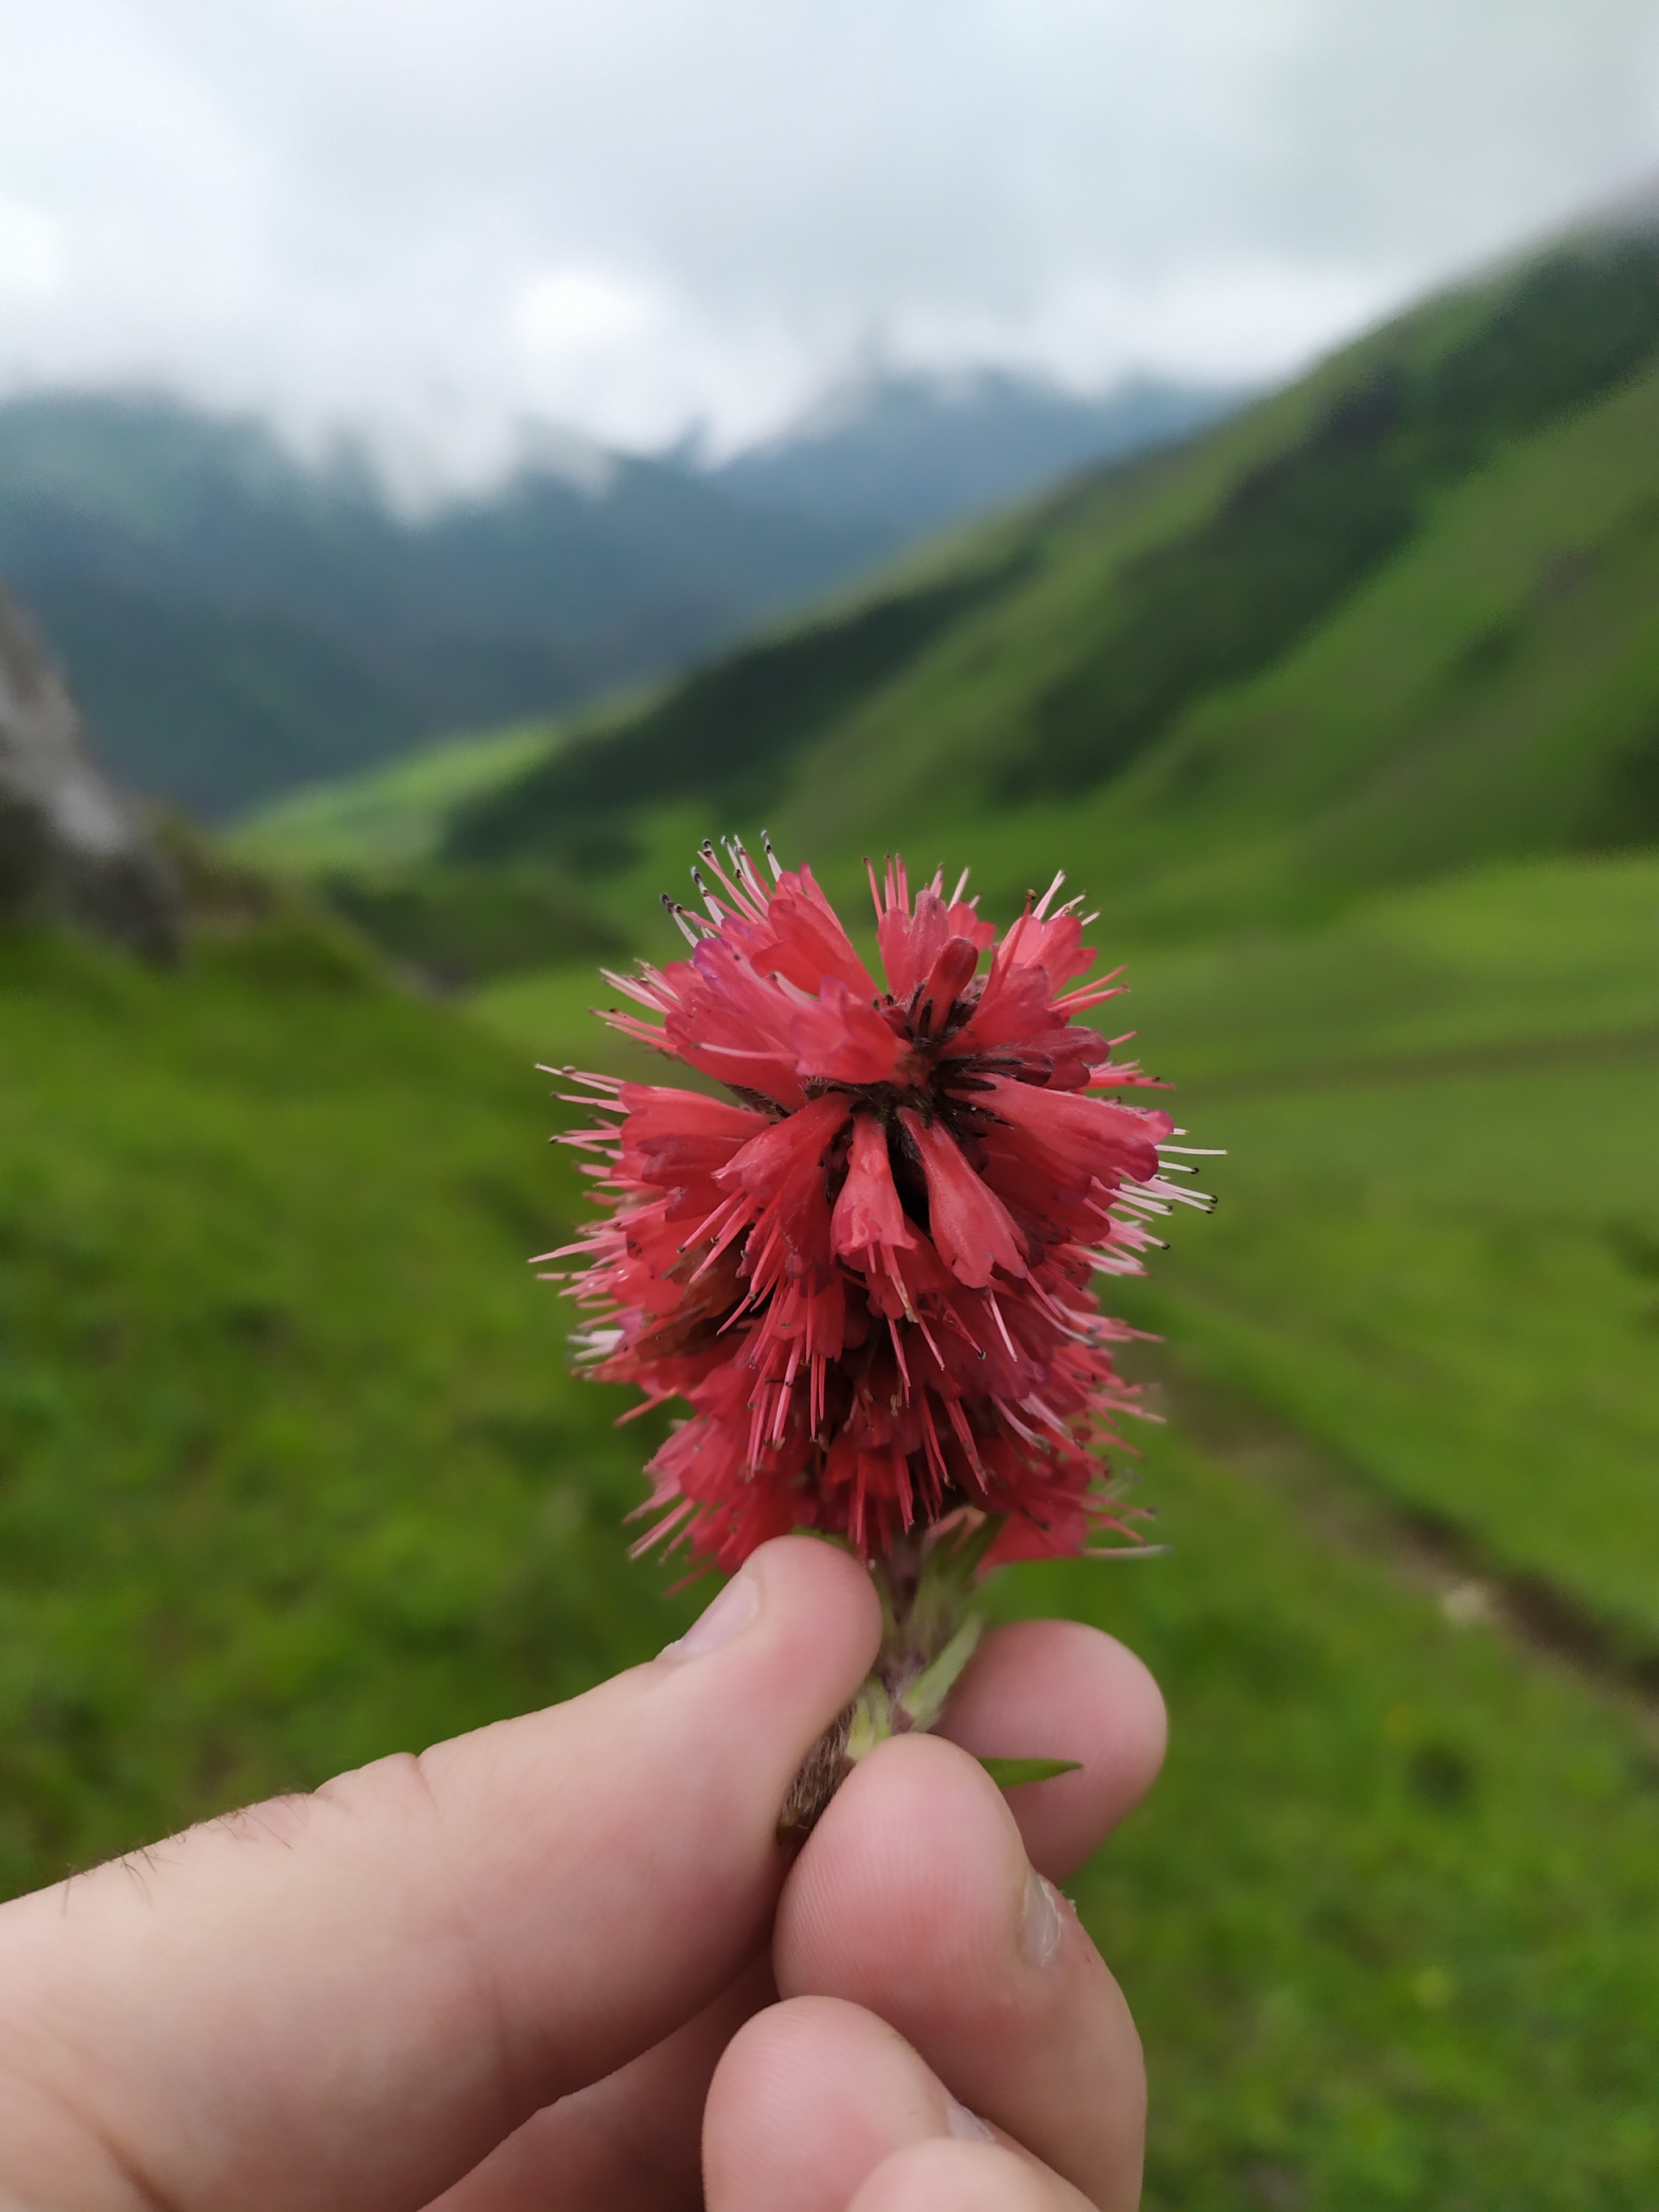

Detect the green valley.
xmin=415 ymin=226 xmax=1659 ymax=948
xmin=240 ymin=225 xmax=1659 ymax=980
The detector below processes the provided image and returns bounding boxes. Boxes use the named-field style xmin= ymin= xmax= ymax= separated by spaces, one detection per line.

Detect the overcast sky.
xmin=3 ymin=0 xmax=1659 ymax=490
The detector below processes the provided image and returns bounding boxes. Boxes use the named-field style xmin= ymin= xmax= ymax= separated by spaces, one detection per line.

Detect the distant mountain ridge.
xmin=708 ymin=369 xmax=1243 ymax=539
xmin=0 ymin=395 xmax=883 ymax=817
xmin=0 ymin=373 xmax=1233 ymax=820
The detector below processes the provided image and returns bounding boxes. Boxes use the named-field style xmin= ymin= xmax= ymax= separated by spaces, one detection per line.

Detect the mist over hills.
xmin=429 ymin=218 xmax=1659 ymax=951
xmin=0 ymin=372 xmax=1229 ymax=820
xmin=0 ymin=394 xmax=880 ymax=817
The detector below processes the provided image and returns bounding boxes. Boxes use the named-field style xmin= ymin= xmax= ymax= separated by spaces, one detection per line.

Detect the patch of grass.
xmin=319 ymin=863 xmax=625 ymax=987
xmin=471 ymin=961 xmax=676 ymax=1088
xmin=1120 ymin=850 xmax=1659 ymax=1083
xmin=230 ymin=721 xmax=560 ymax=874
xmin=1087 ymin=852 xmax=1659 ymax=1656
xmin=1120 ymin=1056 xmax=1659 ymax=1661
xmin=0 ymin=927 xmax=698 ymax=1894
xmin=1582 ymin=718 xmax=1659 ymax=850
xmin=1006 ymin=1420 xmax=1659 ymax=2208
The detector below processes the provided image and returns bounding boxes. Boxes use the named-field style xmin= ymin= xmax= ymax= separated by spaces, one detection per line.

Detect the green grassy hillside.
xmin=0 ymin=923 xmax=697 ymax=1886
xmin=231 ymin=721 xmax=560 ymax=874
xmin=4 ymin=919 xmax=1657 ymax=2201
xmin=236 ymin=225 xmax=1659 ymax=991
xmin=428 ymin=225 xmax=1659 ymax=946
xmin=1116 ymin=854 xmax=1659 ymax=1664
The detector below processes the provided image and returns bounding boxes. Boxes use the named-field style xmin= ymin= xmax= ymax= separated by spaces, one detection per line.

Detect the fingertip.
xmin=744 ymin=1536 xmax=885 ymax=1666
xmin=704 ymin=1995 xmax=949 ymax=2212
xmin=849 ymin=2136 xmax=1085 ymax=2212
xmin=771 ymin=1732 xmax=1147 ymax=2210
xmin=655 ymin=1536 xmax=881 ymax=1749
xmin=776 ymin=1733 xmax=1029 ymax=1999
xmin=936 ymin=1619 xmax=1166 ymax=1878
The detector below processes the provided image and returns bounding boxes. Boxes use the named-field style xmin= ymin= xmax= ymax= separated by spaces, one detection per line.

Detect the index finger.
xmin=0 ymin=1536 xmax=880 ymax=2212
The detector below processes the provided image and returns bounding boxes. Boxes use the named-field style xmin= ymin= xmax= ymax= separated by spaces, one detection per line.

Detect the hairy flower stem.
xmin=777 ymin=1520 xmax=996 ymax=1839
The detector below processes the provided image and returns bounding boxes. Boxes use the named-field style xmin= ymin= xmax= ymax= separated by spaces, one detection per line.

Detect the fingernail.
xmin=945 ymin=2092 xmax=996 ymax=2143
xmin=1020 ymin=1866 xmax=1064 ymax=1969
xmin=659 ymin=1571 xmax=760 ymax=1660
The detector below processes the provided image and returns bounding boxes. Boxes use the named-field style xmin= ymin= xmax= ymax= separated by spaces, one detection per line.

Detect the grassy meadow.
xmin=1121 ymin=854 xmax=1659 ymax=1659
xmin=4 ymin=881 xmax=1658 ymax=2205
xmin=230 ymin=719 xmax=561 ymax=874
xmin=0 ymin=922 xmax=704 ymax=1893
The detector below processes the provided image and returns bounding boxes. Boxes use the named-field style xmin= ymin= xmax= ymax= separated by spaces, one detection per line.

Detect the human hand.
xmin=0 ymin=1536 xmax=1165 ymax=2211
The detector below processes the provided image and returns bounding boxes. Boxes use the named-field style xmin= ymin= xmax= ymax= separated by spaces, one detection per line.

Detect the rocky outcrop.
xmin=0 ymin=582 xmax=179 ymax=957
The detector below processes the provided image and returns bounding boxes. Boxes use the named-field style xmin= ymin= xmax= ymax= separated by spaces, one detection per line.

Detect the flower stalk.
xmin=779 ymin=1515 xmax=996 ymax=1835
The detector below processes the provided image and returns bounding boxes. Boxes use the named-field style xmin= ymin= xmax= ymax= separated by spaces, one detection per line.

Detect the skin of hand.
xmin=0 ymin=1536 xmax=1166 ymax=2212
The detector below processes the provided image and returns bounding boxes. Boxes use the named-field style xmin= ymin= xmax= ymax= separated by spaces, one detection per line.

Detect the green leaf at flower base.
xmin=845 ymin=1678 xmax=893 ymax=1761
xmin=979 ymin=1756 xmax=1084 ymax=1788
xmin=902 ymin=1515 xmax=1004 ymax=1651
xmin=899 ymin=1614 xmax=984 ymax=1731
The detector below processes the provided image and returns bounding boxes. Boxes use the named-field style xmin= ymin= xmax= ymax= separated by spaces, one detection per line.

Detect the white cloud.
xmin=512 ymin=271 xmax=659 ymax=357
xmin=0 ymin=196 xmax=64 ymax=298
xmin=1 ymin=0 xmax=1657 ymax=485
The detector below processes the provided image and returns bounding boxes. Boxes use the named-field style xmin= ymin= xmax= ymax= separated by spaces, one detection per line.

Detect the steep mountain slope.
xmin=1 ymin=375 xmax=1236 ymax=824
xmin=446 ymin=222 xmax=1659 ymax=942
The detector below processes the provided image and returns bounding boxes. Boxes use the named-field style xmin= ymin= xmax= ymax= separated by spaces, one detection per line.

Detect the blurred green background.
xmin=6 ymin=222 xmax=1659 ymax=2206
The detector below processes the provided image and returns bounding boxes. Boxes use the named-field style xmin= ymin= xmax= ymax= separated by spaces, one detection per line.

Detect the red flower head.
xmin=541 ymin=840 xmax=1213 ymax=1578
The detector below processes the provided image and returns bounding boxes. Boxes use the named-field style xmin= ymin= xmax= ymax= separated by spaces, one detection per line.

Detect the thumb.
xmin=0 ymin=1535 xmax=879 ymax=2212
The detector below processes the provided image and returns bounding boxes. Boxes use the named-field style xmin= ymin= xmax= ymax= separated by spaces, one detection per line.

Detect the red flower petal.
xmin=831 ymin=1111 xmax=918 ymax=1261
xmin=761 ymin=867 xmax=881 ymax=999
xmin=981 ymin=1075 xmax=1171 ymax=1188
xmin=879 ymin=882 xmax=950 ymax=999
xmin=791 ymin=976 xmax=905 ymax=1085
xmin=617 ymin=1087 xmax=771 ymax=1185
xmin=717 ymin=1091 xmax=851 ymax=1201
xmin=900 ymin=1108 xmax=1028 ymax=1288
